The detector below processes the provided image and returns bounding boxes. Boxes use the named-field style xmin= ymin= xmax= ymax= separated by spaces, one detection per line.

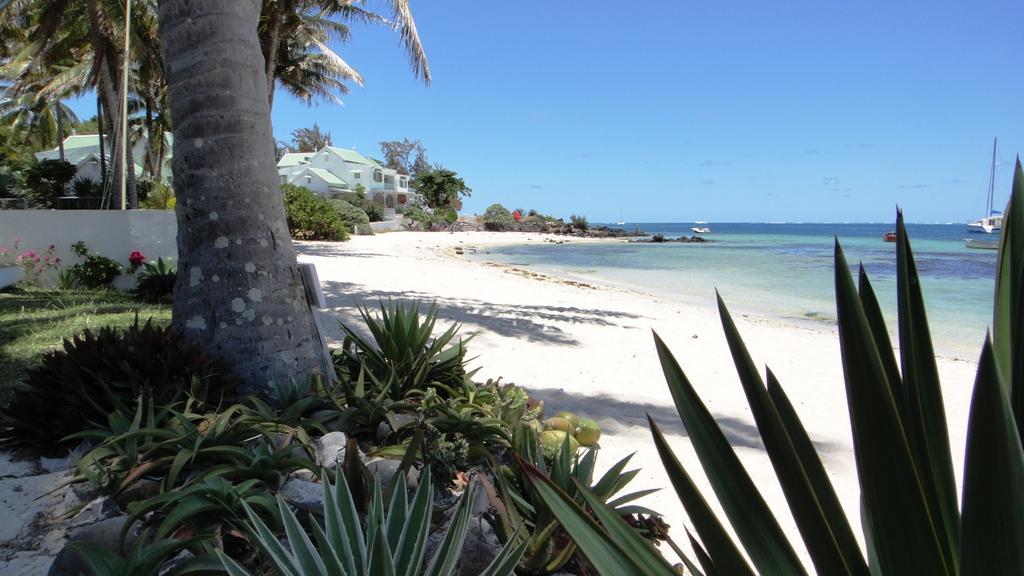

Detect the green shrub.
xmin=570 ymin=214 xmax=589 ymax=231
xmin=67 ymin=241 xmax=122 ymax=289
xmin=0 ymin=320 xmax=239 ymax=453
xmin=282 ymin=184 xmax=349 ymax=241
xmin=132 ymin=257 xmax=177 ymax=303
xmin=483 ymin=203 xmax=514 ymax=231
xmin=70 ymin=176 xmax=101 ymax=198
xmin=329 ymin=198 xmax=372 ymax=235
xmin=365 ymin=202 xmax=384 ymax=222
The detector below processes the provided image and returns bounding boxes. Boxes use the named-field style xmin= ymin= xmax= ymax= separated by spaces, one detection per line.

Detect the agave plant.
xmin=495 ymin=420 xmax=660 ymax=574
xmin=522 ymin=159 xmax=1024 ymax=575
xmin=334 ymin=301 xmax=472 ymax=402
xmin=132 ymin=257 xmax=177 ymax=304
xmin=218 ymin=465 xmax=528 ymax=575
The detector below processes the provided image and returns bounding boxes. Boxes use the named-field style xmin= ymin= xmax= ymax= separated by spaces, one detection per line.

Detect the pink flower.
xmin=55 ymin=257 xmax=61 ymax=264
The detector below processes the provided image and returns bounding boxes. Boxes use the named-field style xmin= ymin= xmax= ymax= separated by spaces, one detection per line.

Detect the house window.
xmin=280 ymin=176 xmax=287 ymax=184
xmin=400 ymin=178 xmax=407 ymax=187
xmin=353 ymin=172 xmax=360 ymax=179
xmin=305 ymin=176 xmax=312 ymax=184
xmin=323 ymin=153 xmax=329 ymax=160
xmin=373 ymin=170 xmax=383 ymax=183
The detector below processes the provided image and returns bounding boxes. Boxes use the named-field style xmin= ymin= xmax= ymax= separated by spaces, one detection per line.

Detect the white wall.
xmin=0 ymin=210 xmax=177 ymax=289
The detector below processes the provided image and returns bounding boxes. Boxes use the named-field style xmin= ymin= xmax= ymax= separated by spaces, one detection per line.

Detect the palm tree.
xmin=260 ymin=0 xmax=431 ymax=107
xmin=156 ymin=0 xmax=327 ymax=390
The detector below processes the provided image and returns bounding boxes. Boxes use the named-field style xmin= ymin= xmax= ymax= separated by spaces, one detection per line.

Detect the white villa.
xmin=35 ymin=134 xmax=173 ymax=185
xmin=277 ymin=146 xmax=422 ymax=219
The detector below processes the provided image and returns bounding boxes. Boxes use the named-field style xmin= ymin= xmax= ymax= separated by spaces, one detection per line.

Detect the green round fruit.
xmin=575 ymin=417 xmax=601 ymax=447
xmin=555 ymin=411 xmax=580 ymax=428
xmin=543 ymin=417 xmax=574 ymax=434
xmin=540 ymin=430 xmax=580 ymax=459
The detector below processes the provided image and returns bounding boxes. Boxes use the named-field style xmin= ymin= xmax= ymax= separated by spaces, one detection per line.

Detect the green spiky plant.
xmin=520 ymin=158 xmax=1024 ymax=575
xmin=218 ymin=465 xmax=529 ymax=576
xmin=333 ymin=301 xmax=472 ymax=402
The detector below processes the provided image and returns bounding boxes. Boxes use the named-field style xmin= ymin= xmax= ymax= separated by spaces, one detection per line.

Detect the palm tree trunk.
xmin=56 ymin=103 xmax=65 ymax=162
xmin=97 ymin=95 xmax=107 ymax=185
xmin=157 ymin=0 xmax=326 ymax=392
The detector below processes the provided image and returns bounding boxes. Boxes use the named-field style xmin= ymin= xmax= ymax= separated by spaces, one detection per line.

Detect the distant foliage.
xmin=24 ymin=159 xmax=76 ymax=208
xmin=329 ymin=198 xmax=372 ymax=235
xmin=70 ymin=177 xmax=100 ymax=198
xmin=483 ymin=203 xmax=514 ymax=231
xmin=379 ymin=137 xmax=428 ymax=174
xmin=1 ymin=321 xmax=238 ymax=453
xmin=570 ymin=214 xmax=589 ymax=231
xmin=289 ymin=123 xmax=332 ymax=151
xmin=282 ymin=184 xmax=349 ymax=241
xmin=412 ymin=167 xmax=471 ymax=212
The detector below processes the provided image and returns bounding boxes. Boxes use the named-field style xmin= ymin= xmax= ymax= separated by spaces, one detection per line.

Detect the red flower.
xmin=129 ymin=251 xmax=146 ymax=266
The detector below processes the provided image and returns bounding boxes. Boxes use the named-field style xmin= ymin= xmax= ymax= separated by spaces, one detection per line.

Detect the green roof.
xmin=278 ymin=152 xmax=313 ymax=167
xmin=307 ymin=167 xmax=349 ymax=188
xmin=326 ymin=147 xmax=383 ymax=169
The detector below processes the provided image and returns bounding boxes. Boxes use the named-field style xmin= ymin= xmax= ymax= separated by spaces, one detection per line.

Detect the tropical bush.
xmin=282 ymin=183 xmax=349 ymax=241
xmin=523 ymin=159 xmax=1024 ymax=575
xmin=330 ymin=198 xmax=373 ymax=235
xmin=483 ymin=203 xmax=514 ymax=231
xmin=569 ymin=214 xmax=588 ymax=231
xmin=0 ymin=320 xmax=238 ymax=453
xmin=139 ymin=180 xmax=176 ymax=210
xmin=66 ymin=240 xmax=123 ymax=289
xmin=23 ymin=158 xmax=75 ymax=207
xmin=132 ymin=257 xmax=177 ymax=303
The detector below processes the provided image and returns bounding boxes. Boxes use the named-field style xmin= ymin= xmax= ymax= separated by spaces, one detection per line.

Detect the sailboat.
xmin=968 ymin=138 xmax=1003 ymax=234
xmin=615 ymin=209 xmax=625 ymax=226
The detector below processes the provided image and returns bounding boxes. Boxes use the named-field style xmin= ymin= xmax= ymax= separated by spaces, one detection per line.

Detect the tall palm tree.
xmin=157 ymin=0 xmax=327 ymax=391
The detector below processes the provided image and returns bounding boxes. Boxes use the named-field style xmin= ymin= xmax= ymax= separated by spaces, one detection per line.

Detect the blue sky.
xmin=69 ymin=0 xmax=1024 ymax=223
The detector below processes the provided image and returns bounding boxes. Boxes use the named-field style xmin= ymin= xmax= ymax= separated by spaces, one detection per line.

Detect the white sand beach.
xmin=299 ymin=231 xmax=980 ymax=566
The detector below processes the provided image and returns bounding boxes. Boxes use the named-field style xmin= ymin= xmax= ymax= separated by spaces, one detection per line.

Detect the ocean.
xmin=472 ymin=223 xmax=999 ymax=360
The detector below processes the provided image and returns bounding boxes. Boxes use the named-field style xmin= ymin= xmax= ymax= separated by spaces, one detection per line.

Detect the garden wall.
xmin=0 ymin=210 xmax=178 ymax=289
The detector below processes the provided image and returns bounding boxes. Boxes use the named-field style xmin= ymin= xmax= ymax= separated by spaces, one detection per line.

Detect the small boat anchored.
xmin=968 ymin=138 xmax=1003 ymax=234
xmin=965 ymin=238 xmax=999 ymax=250
xmin=691 ymin=222 xmax=711 ymax=234
xmin=883 ymin=231 xmax=897 ymax=242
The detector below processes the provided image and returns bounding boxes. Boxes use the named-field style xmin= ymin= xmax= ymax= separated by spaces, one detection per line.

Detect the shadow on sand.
xmin=318 ymin=280 xmax=643 ymax=347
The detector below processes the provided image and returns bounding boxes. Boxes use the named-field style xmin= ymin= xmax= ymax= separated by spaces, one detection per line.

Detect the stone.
xmin=314 ymin=431 xmax=348 ymax=467
xmin=158 ymin=550 xmax=194 ymax=575
xmin=55 ymin=482 xmax=100 ymax=517
xmin=114 ymin=478 xmax=161 ymax=509
xmin=455 ymin=516 xmax=502 ymax=576
xmin=38 ymin=456 xmax=73 ymax=475
xmin=287 ymin=468 xmax=318 ymax=483
xmin=49 ymin=516 xmax=142 ymax=575
xmin=280 ymin=479 xmax=323 ymax=515
xmin=68 ymin=497 xmax=121 ymax=530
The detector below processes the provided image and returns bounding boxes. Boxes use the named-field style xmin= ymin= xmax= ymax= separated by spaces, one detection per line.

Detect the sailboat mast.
xmin=987 ymin=137 xmax=997 ymax=216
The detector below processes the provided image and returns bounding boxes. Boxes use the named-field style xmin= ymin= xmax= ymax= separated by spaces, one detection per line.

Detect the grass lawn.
xmin=0 ymin=289 xmax=170 ymax=406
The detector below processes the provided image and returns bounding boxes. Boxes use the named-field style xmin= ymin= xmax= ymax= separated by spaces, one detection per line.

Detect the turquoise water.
xmin=474 ymin=223 xmax=999 ymax=359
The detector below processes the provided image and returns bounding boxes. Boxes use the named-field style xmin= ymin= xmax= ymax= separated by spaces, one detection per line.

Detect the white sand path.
xmin=299 ymin=231 xmax=980 ymax=568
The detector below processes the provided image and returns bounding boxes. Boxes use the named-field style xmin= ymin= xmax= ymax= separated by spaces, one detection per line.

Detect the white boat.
xmin=691 ymin=226 xmax=711 ymax=234
xmin=615 ymin=209 xmax=625 ymax=226
xmin=965 ymin=238 xmax=999 ymax=250
xmin=968 ymin=138 xmax=1003 ymax=234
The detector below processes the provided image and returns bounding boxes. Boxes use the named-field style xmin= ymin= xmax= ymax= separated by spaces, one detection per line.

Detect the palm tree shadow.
xmin=317 ymin=280 xmax=644 ymax=347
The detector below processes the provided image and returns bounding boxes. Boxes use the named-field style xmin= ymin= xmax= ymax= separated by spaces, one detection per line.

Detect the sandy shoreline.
xmin=298 ymin=230 xmax=979 ymax=566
